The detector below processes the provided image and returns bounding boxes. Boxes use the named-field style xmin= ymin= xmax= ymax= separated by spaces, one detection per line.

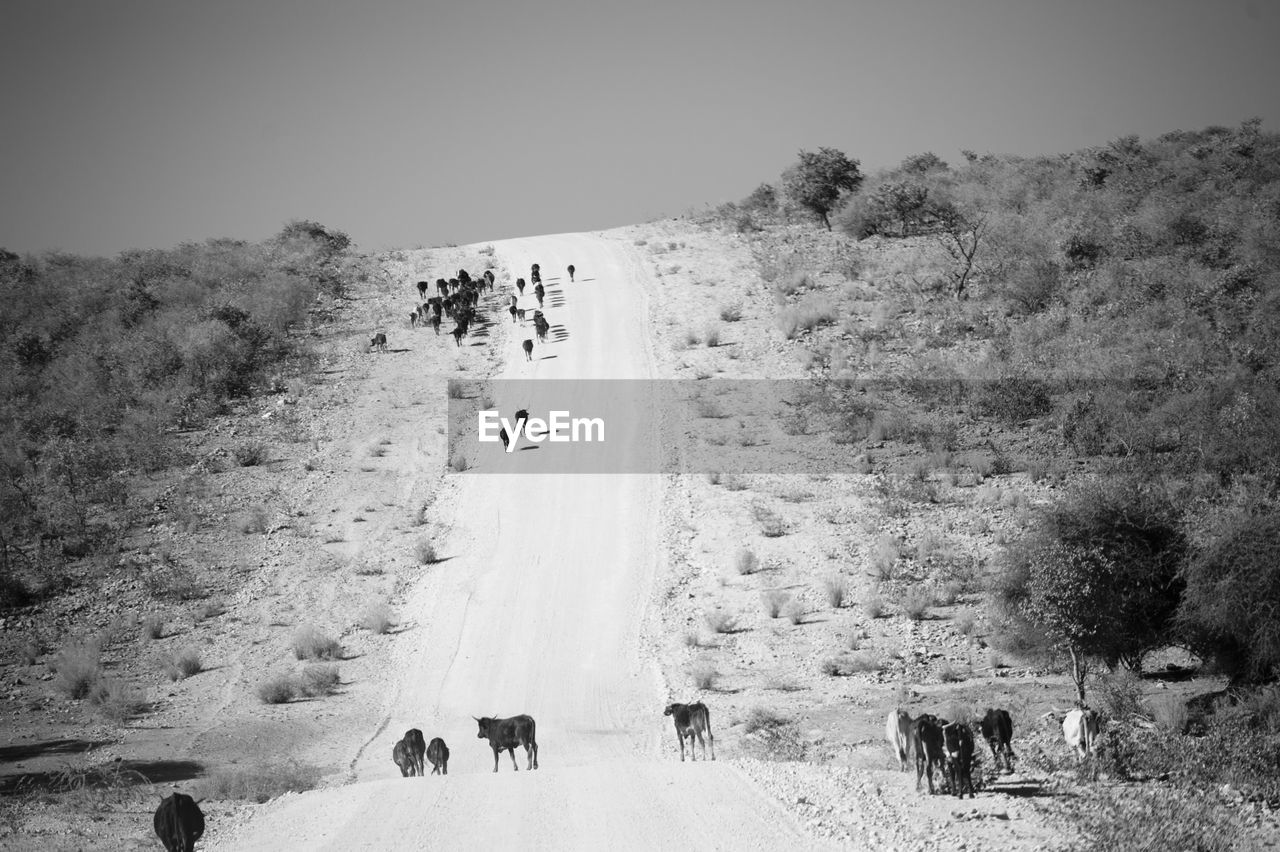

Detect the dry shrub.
xmin=937 ymin=663 xmax=969 ymax=683
xmin=233 ymin=441 xmax=268 ymax=467
xmin=703 ymin=324 xmax=721 ymax=347
xmin=953 ymin=608 xmax=977 ymax=636
xmin=902 ymin=587 xmax=933 ymax=620
xmin=448 ymin=450 xmax=470 ymax=472
xmin=88 ymin=678 xmax=148 ymax=723
xmin=256 ymin=675 xmax=296 ymax=704
xmin=197 ymin=601 xmax=227 ymax=620
xmin=163 ymin=647 xmax=203 ymax=681
xmin=142 ymin=614 xmax=164 ymax=640
xmin=822 ymin=574 xmax=848 ymax=609
xmin=360 ymin=603 xmax=393 ymax=634
xmin=291 ymin=625 xmax=342 ymax=660
xmin=413 ymin=538 xmax=440 ymax=564
xmin=823 ymin=652 xmax=883 ymax=676
xmin=1148 ymin=695 xmax=1190 ymax=734
xmin=52 ymin=641 xmax=102 ymax=699
xmin=736 ymin=548 xmax=761 ymax=575
xmin=743 ymin=706 xmax=790 ymax=734
xmin=862 ymin=593 xmax=886 ymax=619
xmin=690 ymin=659 xmax=719 ymax=689
xmin=705 ymin=610 xmax=740 ymax=634
xmin=299 ymin=664 xmax=340 ymax=697
xmin=871 ymin=535 xmax=900 ymax=579
xmin=762 ymin=590 xmax=790 ymax=618
xmin=719 ymin=303 xmax=743 ymax=322
xmin=783 ymin=598 xmax=807 ymax=625
xmin=235 ymin=506 xmax=269 ymax=534
xmin=752 ymin=503 xmax=788 ymax=537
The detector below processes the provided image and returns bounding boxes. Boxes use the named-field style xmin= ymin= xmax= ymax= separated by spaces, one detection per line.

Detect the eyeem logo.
xmin=478 ymin=411 xmax=605 ymax=452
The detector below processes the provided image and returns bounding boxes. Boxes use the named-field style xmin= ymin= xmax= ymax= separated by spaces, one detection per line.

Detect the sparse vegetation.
xmin=163 ymin=647 xmax=203 ymax=681
xmin=735 ymin=548 xmax=760 ymax=575
xmin=141 ymin=614 xmax=164 ymax=640
xmin=299 ymin=663 xmax=341 ymax=697
xmin=762 ymin=590 xmax=790 ymax=618
xmin=690 ymin=659 xmax=719 ymax=690
xmin=902 ymin=587 xmax=932 ymax=621
xmin=233 ymin=441 xmax=269 ymax=467
xmin=256 ymin=674 xmax=297 ymax=704
xmin=413 ymin=538 xmax=440 ymax=565
xmin=704 ymin=610 xmax=740 ymax=634
xmin=822 ymin=574 xmax=848 ymax=609
xmin=51 ymin=641 xmax=103 ymax=699
xmin=291 ymin=625 xmax=342 ymax=661
xmin=198 ymin=763 xmax=322 ymax=803
xmin=88 ymin=678 xmax=148 ymax=723
xmin=360 ymin=603 xmax=393 ymax=634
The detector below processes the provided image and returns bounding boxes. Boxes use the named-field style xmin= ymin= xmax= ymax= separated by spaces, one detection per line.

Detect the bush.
xmin=862 ymin=593 xmax=885 ymax=619
xmin=762 ymin=590 xmax=790 ymax=618
xmin=448 ymin=450 xmax=470 ymax=472
xmin=1096 ymin=668 xmax=1146 ymax=720
xmin=52 ymin=641 xmax=102 ymax=699
xmin=360 ymin=603 xmax=393 ymax=634
xmin=690 ymin=659 xmax=719 ymax=690
xmin=751 ymin=503 xmax=788 ymax=537
xmin=719 ymin=304 xmax=743 ymax=322
xmin=233 ymin=441 xmax=269 ymax=466
xmin=823 ymin=652 xmax=883 ymax=676
xmin=413 ymin=538 xmax=440 ymax=564
xmin=705 ymin=610 xmax=740 ymax=634
xmin=902 ymin=587 xmax=932 ymax=620
xmin=197 ymin=601 xmax=227 ymax=620
xmin=822 ymin=575 xmax=848 ymax=609
xmin=743 ymin=706 xmax=791 ymax=734
xmin=783 ymin=599 xmax=807 ymax=625
xmin=703 ymin=324 xmax=721 ymax=347
xmin=256 ymin=675 xmax=297 ymax=704
xmin=299 ymin=664 xmax=340 ymax=697
xmin=88 ymin=678 xmax=148 ymax=723
xmin=1148 ymin=695 xmax=1189 ymax=734
xmin=776 ymin=296 xmax=838 ymax=339
xmin=974 ymin=376 xmax=1054 ymax=423
xmin=142 ymin=614 xmax=164 ymax=640
xmin=163 ymin=647 xmax=203 ymax=681
xmin=870 ymin=535 xmax=900 ymax=579
xmin=953 ymin=609 xmax=976 ymax=636
xmin=937 ymin=663 xmax=968 ymax=683
xmin=735 ymin=549 xmax=761 ymax=575
xmin=235 ymin=506 xmax=269 ymax=534
xmin=291 ymin=625 xmax=342 ymax=661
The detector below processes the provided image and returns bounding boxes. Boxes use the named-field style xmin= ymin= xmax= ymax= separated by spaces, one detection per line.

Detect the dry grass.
xmin=705 ymin=610 xmax=740 ymax=634
xmin=782 ymin=598 xmax=807 ymax=625
xmin=413 ymin=538 xmax=440 ymax=564
xmin=360 ymin=603 xmax=394 ymax=634
xmin=141 ymin=614 xmax=164 ymax=640
xmin=862 ymin=593 xmax=886 ymax=619
xmin=870 ymin=535 xmax=900 ymax=579
xmin=163 ymin=647 xmax=203 ymax=681
xmin=822 ymin=652 xmax=884 ymax=676
xmin=256 ymin=675 xmax=297 ymax=704
xmin=719 ymin=303 xmax=743 ymax=322
xmin=902 ymin=587 xmax=933 ymax=621
xmin=1149 ymin=695 xmax=1190 ymax=734
xmin=743 ymin=706 xmax=790 ymax=734
xmin=762 ymin=590 xmax=790 ymax=618
xmin=197 ymin=763 xmax=322 ymax=803
xmin=235 ymin=506 xmax=269 ymax=534
xmin=88 ymin=678 xmax=148 ymax=723
xmin=690 ymin=659 xmax=719 ymax=690
xmin=291 ymin=625 xmax=342 ymax=661
xmin=822 ymin=574 xmax=848 ymax=609
xmin=735 ymin=548 xmax=761 ymax=575
xmin=51 ymin=641 xmax=103 ymax=699
xmin=299 ymin=664 xmax=341 ymax=697
xmin=751 ymin=502 xmax=788 ymax=537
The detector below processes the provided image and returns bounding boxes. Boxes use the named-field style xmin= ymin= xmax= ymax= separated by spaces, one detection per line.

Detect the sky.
xmin=3 ymin=0 xmax=1278 ymax=257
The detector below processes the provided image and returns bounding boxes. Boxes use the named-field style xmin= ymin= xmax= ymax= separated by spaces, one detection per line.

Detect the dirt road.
xmin=210 ymin=233 xmax=827 ymax=850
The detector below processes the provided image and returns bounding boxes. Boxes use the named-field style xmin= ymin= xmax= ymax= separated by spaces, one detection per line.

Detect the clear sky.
xmin=3 ymin=0 xmax=1278 ymax=256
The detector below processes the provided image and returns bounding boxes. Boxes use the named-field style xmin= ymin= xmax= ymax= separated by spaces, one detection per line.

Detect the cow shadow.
xmin=539 ymin=355 xmax=558 ymax=361
xmin=387 ymin=348 xmax=412 ymax=354
xmin=0 ymin=738 xmax=113 ymax=764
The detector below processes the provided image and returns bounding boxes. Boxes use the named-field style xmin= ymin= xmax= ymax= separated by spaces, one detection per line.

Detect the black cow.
xmin=911 ymin=714 xmax=948 ymax=794
xmin=417 ymin=280 xmax=430 ymax=299
xmin=516 ymin=277 xmax=526 ymax=295
xmin=531 ymin=269 xmax=541 ymax=286
xmin=484 ymin=269 xmax=495 ymax=288
xmin=409 ymin=311 xmax=420 ymax=328
xmin=534 ymin=316 xmax=549 ymax=343
xmin=427 ymin=737 xmax=450 ymax=775
xmin=475 ymin=714 xmax=539 ymax=772
xmin=567 ymin=264 xmax=575 ymax=282
xmin=516 ymin=308 xmax=526 ymax=322
xmin=154 ymin=792 xmax=205 ymax=852
xmin=499 ymin=427 xmax=510 ymax=450
xmin=942 ymin=721 xmax=976 ymax=799
xmin=430 ymin=313 xmax=441 ymax=335
xmin=436 ymin=278 xmax=449 ymax=295
xmin=509 ymin=305 xmax=518 ymax=324
xmin=522 ymin=339 xmax=533 ymax=361
xmin=452 ymin=325 xmax=466 ymax=347
xmin=979 ymin=708 xmax=1015 ymax=773
xmin=405 ymin=728 xmax=426 ymax=776
xmin=457 ymin=269 xmax=471 ymax=285
xmin=664 ymin=702 xmax=715 ymax=761
xmin=428 ymin=296 xmax=443 ymax=317
xmin=534 ymin=282 xmax=545 ymax=307
xmin=369 ymin=332 xmax=388 ymax=353
xmin=393 ymin=738 xmax=415 ymax=777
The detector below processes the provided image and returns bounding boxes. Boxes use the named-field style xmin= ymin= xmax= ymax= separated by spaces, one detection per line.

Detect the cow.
xmin=664 ymin=702 xmax=715 ymax=761
xmin=534 ymin=283 xmax=545 ymax=307
xmin=457 ymin=269 xmax=471 ymax=285
xmin=911 ymin=714 xmax=948 ymax=794
xmin=427 ymin=737 xmax=450 ymax=775
xmin=941 ymin=722 xmax=976 ymax=799
xmin=369 ymin=332 xmax=387 ymax=353
xmin=509 ymin=305 xmax=518 ymax=324
xmin=885 ymin=708 xmax=913 ymax=771
xmin=409 ymin=311 xmax=419 ymax=328
xmin=499 ymin=427 xmax=510 ymax=450
xmin=979 ymin=708 xmax=1015 ymax=773
xmin=516 ymin=277 xmax=526 ymax=295
xmin=514 ymin=409 xmax=529 ymax=434
xmin=416 ymin=280 xmax=430 ymax=299
xmin=510 ymin=294 xmax=519 ymax=307
xmin=531 ymin=269 xmax=541 ymax=286
xmin=522 ymin=339 xmax=533 ymax=361
xmin=436 ymin=278 xmax=449 ymax=296
xmin=1063 ymin=707 xmax=1101 ymax=760
xmin=567 ymin=264 xmax=575 ymax=282
xmin=393 ymin=738 xmax=416 ymax=776
xmin=452 ymin=325 xmax=466 ymax=347
xmin=404 ymin=728 xmax=426 ymax=776
xmin=474 ymin=714 xmax=539 ymax=772
xmin=154 ymin=792 xmax=204 ymax=852
xmin=534 ymin=316 xmax=549 ymax=343
xmin=484 ymin=269 xmax=495 ymax=287
xmin=430 ymin=313 xmax=441 ymax=335
xmin=514 ymin=308 xmax=525 ymax=321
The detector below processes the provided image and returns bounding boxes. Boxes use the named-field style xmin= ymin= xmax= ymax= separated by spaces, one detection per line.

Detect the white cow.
xmin=885 ymin=709 xmax=913 ymax=771
xmin=1063 ymin=707 xmax=1101 ymax=759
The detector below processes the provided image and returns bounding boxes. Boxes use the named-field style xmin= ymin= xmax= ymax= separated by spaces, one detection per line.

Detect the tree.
xmin=781 ymin=148 xmax=863 ymax=230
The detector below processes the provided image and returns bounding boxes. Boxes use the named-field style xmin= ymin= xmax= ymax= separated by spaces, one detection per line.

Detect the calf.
xmin=154 ymin=792 xmax=204 ymax=852
xmin=567 ymin=264 xmax=575 ymax=282
xmin=1063 ymin=707 xmax=1101 ymax=760
xmin=427 ymin=737 xmax=450 ymax=775
xmin=979 ymin=708 xmax=1015 ymax=773
xmin=522 ymin=339 xmax=533 ymax=361
xmin=664 ymin=702 xmax=715 ymax=761
xmin=885 ymin=708 xmax=913 ymax=771
xmin=911 ymin=714 xmax=948 ymax=794
xmin=942 ymin=722 xmax=976 ymax=799
xmin=369 ymin=332 xmax=387 ymax=353
xmin=475 ymin=714 xmax=539 ymax=772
